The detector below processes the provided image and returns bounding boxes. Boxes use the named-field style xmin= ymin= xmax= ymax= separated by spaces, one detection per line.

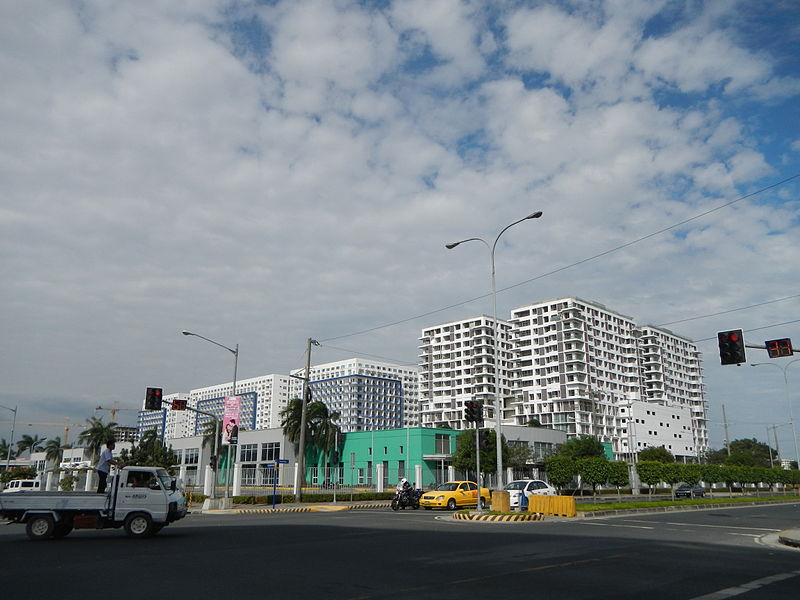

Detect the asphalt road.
xmin=2 ymin=502 xmax=799 ymax=599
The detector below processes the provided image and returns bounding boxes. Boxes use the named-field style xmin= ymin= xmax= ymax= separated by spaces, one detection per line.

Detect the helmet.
xmin=400 ymin=478 xmax=408 ymax=484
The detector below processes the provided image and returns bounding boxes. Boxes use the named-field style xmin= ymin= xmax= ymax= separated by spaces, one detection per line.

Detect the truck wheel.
xmin=26 ymin=515 xmax=55 ymax=541
xmin=124 ymin=513 xmax=154 ymax=538
xmin=53 ymin=523 xmax=74 ymax=539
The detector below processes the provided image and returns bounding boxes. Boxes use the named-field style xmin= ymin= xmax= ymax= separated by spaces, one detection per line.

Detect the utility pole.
xmin=722 ymin=404 xmax=731 ymax=456
xmin=295 ymin=338 xmax=319 ymax=503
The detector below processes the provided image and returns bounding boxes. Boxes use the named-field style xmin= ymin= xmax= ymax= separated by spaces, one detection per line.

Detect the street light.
xmin=446 ymin=211 xmax=543 ymax=490
xmin=751 ymin=360 xmax=800 ymax=468
xmin=0 ymin=404 xmax=17 ymax=472
xmin=182 ymin=330 xmax=239 ymax=500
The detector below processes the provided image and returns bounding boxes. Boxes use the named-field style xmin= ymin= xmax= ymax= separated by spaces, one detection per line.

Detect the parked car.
xmin=420 ymin=481 xmax=491 ymax=510
xmin=1 ymin=479 xmax=41 ymax=493
xmin=675 ymin=483 xmax=705 ymax=499
xmin=504 ymin=479 xmax=557 ymax=509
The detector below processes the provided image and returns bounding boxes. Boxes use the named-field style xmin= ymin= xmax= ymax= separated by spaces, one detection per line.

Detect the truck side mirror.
xmin=171 ymin=478 xmax=177 ymax=492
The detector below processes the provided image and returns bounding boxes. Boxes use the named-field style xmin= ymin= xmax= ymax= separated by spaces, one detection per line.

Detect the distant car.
xmin=420 ymin=481 xmax=491 ymax=510
xmin=504 ymin=479 xmax=557 ymax=509
xmin=675 ymin=483 xmax=705 ymax=499
xmin=1 ymin=479 xmax=40 ymax=493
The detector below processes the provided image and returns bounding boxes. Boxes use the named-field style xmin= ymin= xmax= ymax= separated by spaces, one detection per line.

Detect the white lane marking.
xmin=688 ymin=569 xmax=800 ymax=599
xmin=581 ymin=522 xmax=654 ymax=529
xmin=621 ymin=519 xmax=780 ymax=532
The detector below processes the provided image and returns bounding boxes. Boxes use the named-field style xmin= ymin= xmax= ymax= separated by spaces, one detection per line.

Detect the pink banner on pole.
xmin=222 ymin=396 xmax=240 ymax=445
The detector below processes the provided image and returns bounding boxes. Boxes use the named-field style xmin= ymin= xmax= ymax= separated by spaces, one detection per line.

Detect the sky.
xmin=1 ymin=0 xmax=799 ymax=459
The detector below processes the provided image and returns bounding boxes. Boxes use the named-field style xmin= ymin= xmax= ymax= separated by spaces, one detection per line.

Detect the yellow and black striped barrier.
xmin=453 ymin=512 xmax=545 ymax=522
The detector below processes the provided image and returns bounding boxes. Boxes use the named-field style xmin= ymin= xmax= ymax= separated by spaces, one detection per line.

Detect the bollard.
xmin=492 ymin=490 xmax=510 ymax=512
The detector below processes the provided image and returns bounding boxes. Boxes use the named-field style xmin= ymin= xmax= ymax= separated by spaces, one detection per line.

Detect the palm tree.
xmin=44 ymin=437 xmax=63 ymax=470
xmin=0 ymin=438 xmax=15 ymax=461
xmin=16 ymin=434 xmax=47 ymax=456
xmin=200 ymin=419 xmax=222 ymax=471
xmin=77 ymin=417 xmax=118 ymax=460
xmin=281 ymin=398 xmax=341 ymax=464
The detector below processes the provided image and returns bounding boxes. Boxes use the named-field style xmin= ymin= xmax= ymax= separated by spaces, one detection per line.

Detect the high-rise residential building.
xmin=418 ymin=315 xmax=513 ymax=430
xmin=509 ymin=297 xmax=707 ymax=461
xmin=290 ymin=359 xmax=419 ymax=432
xmin=418 ymin=298 xmax=708 ymax=462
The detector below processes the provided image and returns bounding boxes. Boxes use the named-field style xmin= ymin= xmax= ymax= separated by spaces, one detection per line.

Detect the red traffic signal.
xmin=145 ymin=387 xmax=163 ymax=410
xmin=464 ymin=400 xmax=483 ymax=423
xmin=718 ymin=330 xmax=746 ymax=365
xmin=766 ymin=338 xmax=793 ymax=358
xmin=172 ymin=398 xmax=188 ymax=411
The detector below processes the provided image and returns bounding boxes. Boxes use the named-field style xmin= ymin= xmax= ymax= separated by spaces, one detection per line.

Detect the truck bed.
xmin=0 ymin=492 xmax=110 ymax=515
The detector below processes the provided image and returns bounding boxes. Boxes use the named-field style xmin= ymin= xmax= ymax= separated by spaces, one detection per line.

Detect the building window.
xmin=261 ymin=442 xmax=280 ymax=462
xmin=240 ymin=444 xmax=258 ymax=462
xmin=185 ymin=448 xmax=199 ymax=465
xmin=435 ymin=434 xmax=451 ymax=454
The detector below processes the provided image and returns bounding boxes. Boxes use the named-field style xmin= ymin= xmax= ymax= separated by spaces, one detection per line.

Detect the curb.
xmin=453 ymin=512 xmax=545 ymax=522
xmin=778 ymin=530 xmax=800 ymax=549
xmin=579 ymin=498 xmax=800 ymax=519
xmin=217 ymin=502 xmax=392 ymax=515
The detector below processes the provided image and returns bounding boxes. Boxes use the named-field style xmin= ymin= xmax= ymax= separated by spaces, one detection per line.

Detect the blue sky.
xmin=1 ymin=0 xmax=798 ymax=458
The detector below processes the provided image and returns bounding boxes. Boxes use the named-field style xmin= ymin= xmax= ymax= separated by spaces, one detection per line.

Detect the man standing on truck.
xmin=96 ymin=440 xmax=117 ymax=494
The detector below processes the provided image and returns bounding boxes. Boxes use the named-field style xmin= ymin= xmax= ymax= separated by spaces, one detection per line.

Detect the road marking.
xmin=622 ymin=520 xmax=780 ymax=532
xmin=581 ymin=522 xmax=655 ymax=529
xmin=688 ymin=569 xmax=800 ymax=599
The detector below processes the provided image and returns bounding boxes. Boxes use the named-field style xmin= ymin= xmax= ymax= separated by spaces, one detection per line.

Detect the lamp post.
xmin=446 ymin=211 xmax=543 ymax=490
xmin=182 ymin=330 xmax=239 ymax=500
xmin=751 ymin=360 xmax=800 ymax=468
xmin=1 ymin=404 xmax=17 ymax=472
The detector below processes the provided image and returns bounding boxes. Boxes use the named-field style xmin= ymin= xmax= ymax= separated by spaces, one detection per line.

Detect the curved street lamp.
xmin=751 ymin=359 xmax=800 ymax=467
xmin=446 ymin=211 xmax=543 ymax=490
xmin=182 ymin=330 xmax=239 ymax=499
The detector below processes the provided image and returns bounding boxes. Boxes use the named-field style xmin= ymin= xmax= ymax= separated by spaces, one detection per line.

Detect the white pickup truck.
xmin=0 ymin=466 xmax=188 ymax=540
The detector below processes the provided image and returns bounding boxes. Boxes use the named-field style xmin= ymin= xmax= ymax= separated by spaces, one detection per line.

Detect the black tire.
xmin=26 ymin=515 xmax=55 ymax=541
xmin=391 ymin=498 xmax=399 ymax=511
xmin=447 ymin=498 xmax=457 ymax=511
xmin=479 ymin=497 xmax=487 ymax=510
xmin=412 ymin=500 xmax=420 ymax=510
xmin=124 ymin=513 xmax=154 ymax=538
xmin=53 ymin=523 xmax=74 ymax=539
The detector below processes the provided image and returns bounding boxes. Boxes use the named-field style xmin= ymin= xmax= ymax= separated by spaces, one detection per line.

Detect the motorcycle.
xmin=391 ymin=487 xmax=422 ymax=511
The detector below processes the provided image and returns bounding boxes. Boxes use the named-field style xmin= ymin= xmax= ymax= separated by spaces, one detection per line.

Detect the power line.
xmin=321 ymin=173 xmax=800 ymax=343
xmin=317 ymin=343 xmax=417 ymax=366
xmin=693 ymin=319 xmax=800 ymax=343
xmin=657 ymin=294 xmax=800 ymax=327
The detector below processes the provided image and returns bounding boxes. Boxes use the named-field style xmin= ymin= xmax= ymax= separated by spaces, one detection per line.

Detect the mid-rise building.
xmin=419 ymin=298 xmax=708 ymax=462
xmin=291 ymin=359 xmax=419 ymax=432
xmin=418 ymin=315 xmax=513 ymax=429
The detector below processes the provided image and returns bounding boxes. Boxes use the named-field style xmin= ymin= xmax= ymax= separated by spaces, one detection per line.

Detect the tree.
xmin=16 ymin=434 xmax=47 ymax=456
xmin=117 ymin=429 xmax=177 ymax=472
xmin=280 ymin=398 xmax=342 ymax=478
xmin=638 ymin=446 xmax=674 ymax=463
xmin=43 ymin=437 xmax=63 ymax=470
xmin=526 ymin=418 xmax=542 ymax=427
xmin=451 ymin=429 xmax=506 ymax=483
xmin=505 ymin=440 xmax=535 ymax=470
xmin=0 ymin=438 xmax=15 ymax=461
xmin=544 ymin=456 xmax=576 ymax=493
xmin=607 ymin=461 xmax=630 ymax=500
xmin=200 ymin=419 xmax=222 ymax=470
xmin=635 ymin=461 xmax=665 ymax=496
xmin=0 ymin=466 xmax=37 ymax=484
xmin=77 ymin=417 xmax=118 ymax=460
xmin=705 ymin=439 xmax=775 ymax=468
xmin=577 ymin=457 xmax=609 ymax=500
xmin=726 ymin=451 xmax=757 ymax=467
xmin=555 ymin=435 xmax=605 ymax=459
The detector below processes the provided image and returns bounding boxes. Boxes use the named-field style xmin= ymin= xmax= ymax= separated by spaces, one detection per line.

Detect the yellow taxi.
xmin=420 ymin=481 xmax=491 ymax=510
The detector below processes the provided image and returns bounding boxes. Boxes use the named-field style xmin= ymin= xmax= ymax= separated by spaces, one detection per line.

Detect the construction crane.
xmin=95 ymin=405 xmax=140 ymax=421
xmin=0 ymin=421 xmax=87 ymax=447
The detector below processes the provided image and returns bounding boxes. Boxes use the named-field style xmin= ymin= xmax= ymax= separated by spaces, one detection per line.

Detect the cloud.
xmin=0 ymin=0 xmax=798 ymax=455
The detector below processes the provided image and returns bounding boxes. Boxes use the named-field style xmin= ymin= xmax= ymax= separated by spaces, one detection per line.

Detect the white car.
xmin=2 ymin=479 xmax=41 ymax=493
xmin=504 ymin=479 xmax=556 ymax=509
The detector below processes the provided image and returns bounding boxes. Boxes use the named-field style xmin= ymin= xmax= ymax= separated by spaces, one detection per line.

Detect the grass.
xmin=576 ymin=495 xmax=800 ymax=512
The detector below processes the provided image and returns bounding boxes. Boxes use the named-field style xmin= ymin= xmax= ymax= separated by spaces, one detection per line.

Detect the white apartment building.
xmin=509 ymin=297 xmax=708 ymax=461
xmin=418 ymin=298 xmax=708 ymax=462
xmin=418 ymin=315 xmax=513 ymax=430
xmin=290 ymin=358 xmax=419 ymax=433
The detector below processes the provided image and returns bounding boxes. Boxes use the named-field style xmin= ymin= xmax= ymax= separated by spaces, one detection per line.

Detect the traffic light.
xmin=145 ymin=387 xmax=163 ymax=410
xmin=717 ymin=330 xmax=746 ymax=365
xmin=766 ymin=338 xmax=793 ymax=358
xmin=478 ymin=429 xmax=489 ymax=450
xmin=304 ymin=387 xmax=313 ymax=403
xmin=464 ymin=400 xmax=483 ymax=423
xmin=172 ymin=398 xmax=187 ymax=411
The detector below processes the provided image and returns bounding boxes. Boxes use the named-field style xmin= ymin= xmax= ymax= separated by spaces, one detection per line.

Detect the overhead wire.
xmin=321 ymin=172 xmax=800 ymax=343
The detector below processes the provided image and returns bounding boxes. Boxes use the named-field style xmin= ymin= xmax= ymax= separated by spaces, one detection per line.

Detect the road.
xmin=2 ymin=502 xmax=799 ymax=599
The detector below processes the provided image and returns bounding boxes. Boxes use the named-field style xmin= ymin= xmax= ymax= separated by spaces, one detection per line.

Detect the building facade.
xmin=418 ymin=315 xmax=513 ymax=430
xmin=291 ymin=359 xmax=420 ymax=432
